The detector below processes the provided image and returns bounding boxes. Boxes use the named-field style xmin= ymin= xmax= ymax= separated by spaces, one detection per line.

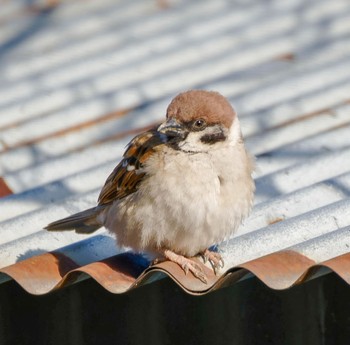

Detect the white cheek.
xmin=178 ymin=124 xmax=223 ymax=152
xmin=228 ymin=118 xmax=242 ymax=145
xmin=178 ymin=121 xmax=240 ymax=152
xmin=178 ymin=131 xmax=206 ymax=152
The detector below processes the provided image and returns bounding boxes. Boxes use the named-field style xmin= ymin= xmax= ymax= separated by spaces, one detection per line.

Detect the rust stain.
xmin=26 ymin=1 xmax=59 ymax=14
xmin=0 ymin=2 xmax=55 ymax=26
xmin=0 ymin=178 xmax=13 ymax=198
xmin=321 ymin=253 xmax=350 ymax=284
xmin=73 ymin=253 xmax=148 ymax=293
xmin=275 ymin=52 xmax=295 ymax=61
xmin=270 ymin=108 xmax=334 ymax=131
xmin=139 ymin=258 xmax=219 ymax=294
xmin=247 ymin=99 xmax=350 ymax=141
xmin=267 ymin=216 xmax=285 ymax=225
xmin=59 ymin=121 xmax=161 ymax=156
xmin=93 ymin=121 xmax=161 ymax=146
xmin=0 ymin=252 xmax=78 ymax=295
xmin=238 ymin=250 xmax=316 ymax=290
xmin=2 ymin=250 xmax=350 ymax=295
xmin=271 ymin=97 xmax=350 ymax=130
xmin=321 ymin=120 xmax=350 ymax=132
xmin=157 ymin=0 xmax=171 ymax=9
xmin=0 ymin=107 xmax=133 ymax=153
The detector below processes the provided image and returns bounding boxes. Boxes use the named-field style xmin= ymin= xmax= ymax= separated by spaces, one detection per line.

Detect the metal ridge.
xmin=1 ymin=249 xmax=350 ymax=296
xmin=1 ymin=0 xmax=350 ymax=297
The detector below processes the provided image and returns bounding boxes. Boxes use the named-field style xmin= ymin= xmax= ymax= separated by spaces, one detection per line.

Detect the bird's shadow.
xmin=16 ymin=247 xmax=150 ymax=280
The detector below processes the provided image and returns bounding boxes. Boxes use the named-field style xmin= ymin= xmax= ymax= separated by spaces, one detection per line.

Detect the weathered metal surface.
xmin=0 ymin=178 xmax=12 ymax=198
xmin=0 ymin=0 xmax=349 ymax=295
xmin=3 ymin=248 xmax=350 ymax=295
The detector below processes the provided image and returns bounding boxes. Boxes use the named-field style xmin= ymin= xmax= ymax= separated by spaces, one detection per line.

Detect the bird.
xmin=45 ymin=90 xmax=255 ymax=283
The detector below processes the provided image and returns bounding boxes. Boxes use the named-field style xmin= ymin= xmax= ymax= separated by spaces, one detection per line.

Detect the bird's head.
xmin=158 ymin=90 xmax=241 ymax=153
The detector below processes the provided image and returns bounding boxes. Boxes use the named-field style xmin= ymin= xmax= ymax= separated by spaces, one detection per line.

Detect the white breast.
xmin=103 ymin=139 xmax=255 ymax=257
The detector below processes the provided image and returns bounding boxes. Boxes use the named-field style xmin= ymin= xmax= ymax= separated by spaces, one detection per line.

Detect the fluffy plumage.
xmin=45 ymin=90 xmax=255 ymax=283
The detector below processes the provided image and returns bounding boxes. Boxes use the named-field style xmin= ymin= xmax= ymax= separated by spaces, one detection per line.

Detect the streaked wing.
xmin=98 ymin=128 xmax=165 ymax=205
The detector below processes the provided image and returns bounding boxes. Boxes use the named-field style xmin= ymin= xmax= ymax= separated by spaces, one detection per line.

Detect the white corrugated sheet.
xmin=0 ymin=0 xmax=349 ymax=291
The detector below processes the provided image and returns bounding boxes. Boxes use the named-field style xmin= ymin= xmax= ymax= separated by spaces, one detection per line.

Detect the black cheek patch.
xmin=200 ymin=132 xmax=226 ymax=144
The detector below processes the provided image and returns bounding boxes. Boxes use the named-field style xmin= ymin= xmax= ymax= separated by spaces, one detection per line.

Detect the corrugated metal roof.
xmin=0 ymin=0 xmax=349 ymax=295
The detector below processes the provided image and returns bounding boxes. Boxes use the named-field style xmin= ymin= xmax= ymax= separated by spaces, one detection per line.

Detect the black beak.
xmin=158 ymin=118 xmax=187 ymax=142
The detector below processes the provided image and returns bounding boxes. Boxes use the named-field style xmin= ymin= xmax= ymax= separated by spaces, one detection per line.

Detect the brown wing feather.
xmin=98 ymin=128 xmax=165 ymax=205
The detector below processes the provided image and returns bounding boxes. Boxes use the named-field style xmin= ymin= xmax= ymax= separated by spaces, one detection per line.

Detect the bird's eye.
xmin=192 ymin=119 xmax=206 ymax=130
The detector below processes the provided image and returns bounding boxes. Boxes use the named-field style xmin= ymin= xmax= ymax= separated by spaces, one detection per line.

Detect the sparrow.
xmin=45 ymin=90 xmax=255 ymax=283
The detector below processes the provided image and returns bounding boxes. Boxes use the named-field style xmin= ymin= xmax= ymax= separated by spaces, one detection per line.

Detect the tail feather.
xmin=45 ymin=206 xmax=105 ymax=234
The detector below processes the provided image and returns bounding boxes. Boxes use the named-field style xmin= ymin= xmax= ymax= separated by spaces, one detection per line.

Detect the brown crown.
xmin=166 ymin=90 xmax=236 ymax=128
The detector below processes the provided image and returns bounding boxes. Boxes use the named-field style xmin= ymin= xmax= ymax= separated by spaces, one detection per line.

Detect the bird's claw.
xmin=180 ymin=259 xmax=207 ymax=284
xmin=163 ymin=249 xmax=208 ymax=284
xmin=201 ymin=249 xmax=224 ymax=275
xmin=201 ymin=253 xmax=208 ymax=264
xmin=152 ymin=257 xmax=165 ymax=265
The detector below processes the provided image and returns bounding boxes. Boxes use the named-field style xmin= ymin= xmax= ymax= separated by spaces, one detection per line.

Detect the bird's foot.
xmin=201 ymin=249 xmax=224 ymax=275
xmin=162 ymin=249 xmax=207 ymax=284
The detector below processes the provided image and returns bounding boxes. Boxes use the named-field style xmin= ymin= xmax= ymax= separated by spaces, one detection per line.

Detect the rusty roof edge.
xmin=0 ymin=177 xmax=13 ymax=198
xmin=1 ymin=248 xmax=350 ymax=296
